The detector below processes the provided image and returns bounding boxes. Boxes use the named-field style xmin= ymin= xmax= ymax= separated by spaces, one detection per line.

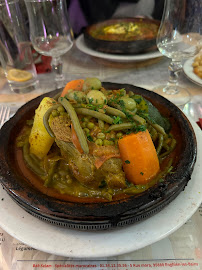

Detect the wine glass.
xmin=154 ymin=0 xmax=202 ymax=107
xmin=25 ymin=0 xmax=74 ymax=88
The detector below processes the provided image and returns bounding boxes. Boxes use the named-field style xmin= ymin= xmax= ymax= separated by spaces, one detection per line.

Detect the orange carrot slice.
xmin=118 ymin=130 xmax=160 ymax=185
xmin=71 ymin=124 xmax=83 ymax=154
xmin=61 ymin=79 xmax=84 ymax=97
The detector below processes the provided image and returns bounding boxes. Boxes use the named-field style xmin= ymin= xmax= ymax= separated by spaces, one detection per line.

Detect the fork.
xmin=0 ymin=106 xmax=10 ymax=129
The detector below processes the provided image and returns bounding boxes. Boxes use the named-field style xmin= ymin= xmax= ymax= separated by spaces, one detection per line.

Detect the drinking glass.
xmin=0 ymin=0 xmax=38 ymax=93
xmin=154 ymin=0 xmax=202 ymax=106
xmin=25 ymin=0 xmax=74 ymax=88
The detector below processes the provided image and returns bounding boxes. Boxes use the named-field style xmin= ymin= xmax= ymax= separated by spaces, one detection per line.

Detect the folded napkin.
xmin=197 ymin=118 xmax=202 ymax=129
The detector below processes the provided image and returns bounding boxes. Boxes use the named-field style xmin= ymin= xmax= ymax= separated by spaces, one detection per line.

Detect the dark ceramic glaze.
xmin=0 ymin=83 xmax=197 ymax=230
xmin=84 ymin=18 xmax=160 ymax=55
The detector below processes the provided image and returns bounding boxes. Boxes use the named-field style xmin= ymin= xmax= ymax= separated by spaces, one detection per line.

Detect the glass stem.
xmin=51 ymin=56 xmax=64 ymax=88
xmin=163 ymin=60 xmax=182 ymax=95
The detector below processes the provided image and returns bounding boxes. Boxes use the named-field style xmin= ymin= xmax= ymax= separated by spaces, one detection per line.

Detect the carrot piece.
xmin=60 ymin=79 xmax=84 ymax=97
xmin=71 ymin=123 xmax=83 ymax=154
xmin=118 ymin=130 xmax=160 ymax=185
xmin=94 ymin=154 xmax=121 ymax=169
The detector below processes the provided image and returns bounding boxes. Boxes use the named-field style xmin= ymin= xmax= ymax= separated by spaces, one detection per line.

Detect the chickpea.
xmin=83 ymin=117 xmax=89 ymax=122
xmin=97 ymin=132 xmax=105 ymax=140
xmin=95 ymin=138 xmax=103 ymax=146
xmin=60 ymin=112 xmax=68 ymax=117
xmin=116 ymin=132 xmax=123 ymax=138
xmin=83 ymin=128 xmax=90 ymax=135
xmin=53 ymin=173 xmax=59 ymax=180
xmin=66 ymin=176 xmax=72 ymax=184
xmin=57 ymin=106 xmax=65 ymax=113
xmin=87 ymin=122 xmax=95 ymax=130
xmin=81 ymin=122 xmax=87 ymax=128
xmin=108 ymin=140 xmax=114 ymax=146
xmin=103 ymin=139 xmax=111 ymax=146
xmin=52 ymin=109 xmax=59 ymax=117
xmin=59 ymin=170 xmax=66 ymax=176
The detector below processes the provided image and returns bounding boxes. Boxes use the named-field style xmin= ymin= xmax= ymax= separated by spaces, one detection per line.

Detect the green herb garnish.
xmin=125 ymin=160 xmax=130 ymax=164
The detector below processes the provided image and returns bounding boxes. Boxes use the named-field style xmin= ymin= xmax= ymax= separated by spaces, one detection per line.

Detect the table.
xmin=0 ymin=44 xmax=202 ymax=270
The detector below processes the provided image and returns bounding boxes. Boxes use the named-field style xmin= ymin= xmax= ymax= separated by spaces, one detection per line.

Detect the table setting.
xmin=0 ymin=0 xmax=202 ymax=269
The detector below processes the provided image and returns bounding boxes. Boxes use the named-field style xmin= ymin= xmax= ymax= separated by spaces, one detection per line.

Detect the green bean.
xmin=159 ymin=138 xmax=177 ymax=158
xmin=75 ymin=108 xmax=114 ymax=124
xmin=23 ymin=143 xmax=46 ymax=176
xmin=59 ymin=97 xmax=89 ymax=154
xmin=52 ymin=90 xmax=62 ymax=101
xmin=43 ymin=104 xmax=61 ymax=137
xmin=150 ymin=126 xmax=158 ymax=141
xmin=124 ymin=185 xmax=147 ymax=195
xmin=132 ymin=114 xmax=146 ymax=125
xmin=162 ymin=142 xmax=170 ymax=151
xmin=44 ymin=160 xmax=57 ymax=187
xmin=30 ymin=153 xmax=41 ymax=164
xmin=104 ymin=105 xmax=126 ymax=118
xmin=146 ymin=119 xmax=166 ymax=135
xmin=156 ymin=133 xmax=164 ymax=155
xmin=107 ymin=122 xmax=135 ymax=132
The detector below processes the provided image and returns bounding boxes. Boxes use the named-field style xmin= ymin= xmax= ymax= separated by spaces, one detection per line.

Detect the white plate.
xmin=75 ymin=34 xmax=162 ymax=63
xmin=0 ymin=117 xmax=201 ymax=258
xmin=183 ymin=58 xmax=202 ymax=87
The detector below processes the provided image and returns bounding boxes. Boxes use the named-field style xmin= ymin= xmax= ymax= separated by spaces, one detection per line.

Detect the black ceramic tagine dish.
xmin=84 ymin=18 xmax=160 ymax=54
xmin=0 ymin=82 xmax=197 ymax=231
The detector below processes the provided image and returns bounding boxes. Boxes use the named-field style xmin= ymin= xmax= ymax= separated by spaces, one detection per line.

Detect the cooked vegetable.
xmin=60 ymin=79 xmax=84 ymax=97
xmin=66 ymin=90 xmax=86 ymax=103
xmin=23 ymin=142 xmax=46 ymax=176
xmin=43 ymin=104 xmax=61 ymax=137
xmin=29 ymin=97 xmax=55 ymax=159
xmin=146 ymin=100 xmax=171 ymax=133
xmin=159 ymin=138 xmax=176 ymax=159
xmin=75 ymin=108 xmax=114 ymax=124
xmin=118 ymin=130 xmax=160 ymax=184
xmin=89 ymin=20 xmax=159 ymax=41
xmin=82 ymin=77 xmax=102 ymax=92
xmin=147 ymin=119 xmax=166 ymax=135
xmin=108 ymin=122 xmax=135 ymax=132
xmin=104 ymin=105 xmax=126 ymax=118
xmin=86 ymin=90 xmax=107 ymax=105
xmin=58 ymin=97 xmax=89 ymax=154
xmin=71 ymin=123 xmax=83 ymax=154
xmin=119 ymin=96 xmax=136 ymax=111
xmin=17 ymin=79 xmax=177 ymax=201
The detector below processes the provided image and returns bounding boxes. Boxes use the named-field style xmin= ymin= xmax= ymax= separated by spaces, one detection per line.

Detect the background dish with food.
xmin=83 ymin=18 xmax=160 ymax=54
xmin=183 ymin=58 xmax=202 ymax=87
xmin=76 ymin=34 xmax=162 ymax=62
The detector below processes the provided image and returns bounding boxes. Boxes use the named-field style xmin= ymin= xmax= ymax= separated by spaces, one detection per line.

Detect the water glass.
xmin=0 ymin=0 xmax=38 ymax=93
xmin=25 ymin=0 xmax=74 ymax=88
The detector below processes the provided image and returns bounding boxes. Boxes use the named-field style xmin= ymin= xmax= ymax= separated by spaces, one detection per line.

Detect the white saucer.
xmin=0 ymin=117 xmax=201 ymax=258
xmin=75 ymin=34 xmax=162 ymax=63
xmin=183 ymin=58 xmax=202 ymax=87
